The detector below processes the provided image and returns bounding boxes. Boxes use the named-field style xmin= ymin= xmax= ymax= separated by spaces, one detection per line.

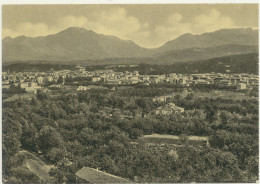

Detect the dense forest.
xmin=2 ymin=83 xmax=258 ymax=183
xmin=3 ymin=53 xmax=258 ymax=74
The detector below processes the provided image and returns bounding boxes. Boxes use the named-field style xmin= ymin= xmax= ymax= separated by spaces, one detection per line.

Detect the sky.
xmin=2 ymin=4 xmax=259 ymax=48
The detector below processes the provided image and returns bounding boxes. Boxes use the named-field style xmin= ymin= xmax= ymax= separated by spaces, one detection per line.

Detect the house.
xmin=44 ymin=76 xmax=54 ymax=82
xmin=152 ymin=93 xmax=175 ymax=102
xmin=75 ymin=167 xmax=132 ymax=183
xmin=139 ymin=75 xmax=150 ymax=82
xmin=237 ymin=83 xmax=247 ymax=90
xmin=75 ymin=65 xmax=85 ymax=72
xmin=249 ymin=77 xmax=258 ymax=85
xmin=2 ymin=81 xmax=10 ymax=89
xmin=139 ymin=134 xmax=180 ymax=145
xmin=132 ymin=70 xmax=139 ymax=76
xmin=20 ymin=82 xmax=29 ymax=88
xmin=153 ymin=96 xmax=167 ymax=102
xmin=220 ymin=80 xmax=232 ymax=86
xmin=156 ymin=103 xmax=184 ymax=115
xmin=37 ymin=76 xmax=44 ymax=84
xmin=187 ymin=136 xmax=210 ymax=146
xmin=195 ymin=80 xmax=210 ymax=85
xmin=230 ymin=77 xmax=241 ymax=85
xmin=18 ymin=82 xmax=41 ymax=93
xmin=214 ymin=77 xmax=223 ymax=84
xmin=25 ymin=86 xmax=41 ymax=93
xmin=106 ymin=79 xmax=122 ymax=85
xmin=2 ymin=84 xmax=11 ymax=89
xmin=92 ymin=76 xmax=101 ymax=82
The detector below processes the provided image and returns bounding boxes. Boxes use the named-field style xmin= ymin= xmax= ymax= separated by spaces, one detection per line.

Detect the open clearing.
xmin=20 ymin=150 xmax=54 ymax=182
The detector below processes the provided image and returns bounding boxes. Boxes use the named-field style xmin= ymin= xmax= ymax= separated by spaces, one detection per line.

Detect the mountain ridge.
xmin=157 ymin=28 xmax=258 ymax=52
xmin=2 ymin=27 xmax=258 ymax=63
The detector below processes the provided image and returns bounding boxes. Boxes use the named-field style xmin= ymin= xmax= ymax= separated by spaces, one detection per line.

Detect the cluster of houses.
xmin=155 ymin=103 xmax=185 ymax=115
xmin=2 ymin=65 xmax=258 ymax=93
xmin=152 ymin=90 xmax=190 ymax=103
xmin=74 ymin=67 xmax=258 ymax=90
xmin=2 ymin=70 xmax=61 ymax=93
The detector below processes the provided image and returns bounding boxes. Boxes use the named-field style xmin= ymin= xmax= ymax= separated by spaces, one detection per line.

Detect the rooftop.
xmin=187 ymin=136 xmax=209 ymax=141
xmin=76 ymin=167 xmax=132 ymax=183
xmin=143 ymin=134 xmax=179 ymax=140
xmin=142 ymin=134 xmax=208 ymax=141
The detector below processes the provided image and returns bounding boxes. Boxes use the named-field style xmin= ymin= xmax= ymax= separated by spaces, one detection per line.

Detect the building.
xmin=106 ymin=79 xmax=122 ymax=85
xmin=195 ymin=80 xmax=210 ymax=85
xmin=156 ymin=103 xmax=184 ymax=115
xmin=214 ymin=77 xmax=223 ymax=84
xmin=19 ymin=82 xmax=41 ymax=93
xmin=187 ymin=136 xmax=210 ymax=146
xmin=2 ymin=81 xmax=11 ymax=89
xmin=220 ymin=80 xmax=232 ymax=86
xmin=77 ymin=86 xmax=88 ymax=91
xmin=2 ymin=84 xmax=11 ymax=89
xmin=92 ymin=76 xmax=101 ymax=82
xmin=139 ymin=134 xmax=180 ymax=144
xmin=139 ymin=75 xmax=150 ymax=82
xmin=75 ymin=167 xmax=132 ymax=183
xmin=25 ymin=86 xmax=41 ymax=93
xmin=138 ymin=134 xmax=209 ymax=147
xmin=77 ymin=85 xmax=108 ymax=91
xmin=249 ymin=77 xmax=258 ymax=85
xmin=152 ymin=93 xmax=175 ymax=102
xmin=237 ymin=83 xmax=247 ymax=90
xmin=230 ymin=77 xmax=241 ymax=85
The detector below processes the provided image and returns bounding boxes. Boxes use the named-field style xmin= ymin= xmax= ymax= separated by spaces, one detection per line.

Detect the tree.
xmin=47 ymin=147 xmax=68 ymax=164
xmin=245 ymin=155 xmax=259 ymax=181
xmin=37 ymin=126 xmax=63 ymax=153
xmin=2 ymin=109 xmax=22 ymax=156
xmin=36 ymin=90 xmax=47 ymax=101
xmin=57 ymin=76 xmax=64 ymax=84
xmin=204 ymin=105 xmax=218 ymax=123
xmin=21 ymin=122 xmax=38 ymax=151
xmin=49 ymin=168 xmax=67 ymax=183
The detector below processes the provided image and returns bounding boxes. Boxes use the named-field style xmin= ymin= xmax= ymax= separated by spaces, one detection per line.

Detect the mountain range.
xmin=2 ymin=27 xmax=258 ymax=64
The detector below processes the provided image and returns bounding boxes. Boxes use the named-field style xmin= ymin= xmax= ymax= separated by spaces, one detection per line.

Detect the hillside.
xmin=113 ymin=53 xmax=259 ymax=74
xmin=153 ymin=44 xmax=258 ymax=63
xmin=157 ymin=28 xmax=258 ymax=52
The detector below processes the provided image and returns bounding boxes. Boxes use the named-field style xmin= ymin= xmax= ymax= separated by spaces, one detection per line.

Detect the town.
xmin=3 ymin=65 xmax=259 ymax=184
xmin=3 ymin=63 xmax=258 ymax=182
xmin=2 ymin=65 xmax=258 ymax=93
xmin=2 ymin=3 xmax=259 ymax=183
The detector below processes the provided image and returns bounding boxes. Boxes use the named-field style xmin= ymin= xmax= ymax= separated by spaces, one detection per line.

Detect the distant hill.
xmin=113 ymin=53 xmax=258 ymax=75
xmin=192 ymin=52 xmax=258 ymax=74
xmin=157 ymin=28 xmax=258 ymax=52
xmin=3 ymin=53 xmax=258 ymax=74
xmin=152 ymin=44 xmax=258 ymax=64
xmin=2 ymin=27 xmax=258 ymax=64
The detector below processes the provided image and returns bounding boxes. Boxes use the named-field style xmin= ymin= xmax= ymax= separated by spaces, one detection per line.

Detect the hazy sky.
xmin=2 ymin=4 xmax=259 ymax=48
